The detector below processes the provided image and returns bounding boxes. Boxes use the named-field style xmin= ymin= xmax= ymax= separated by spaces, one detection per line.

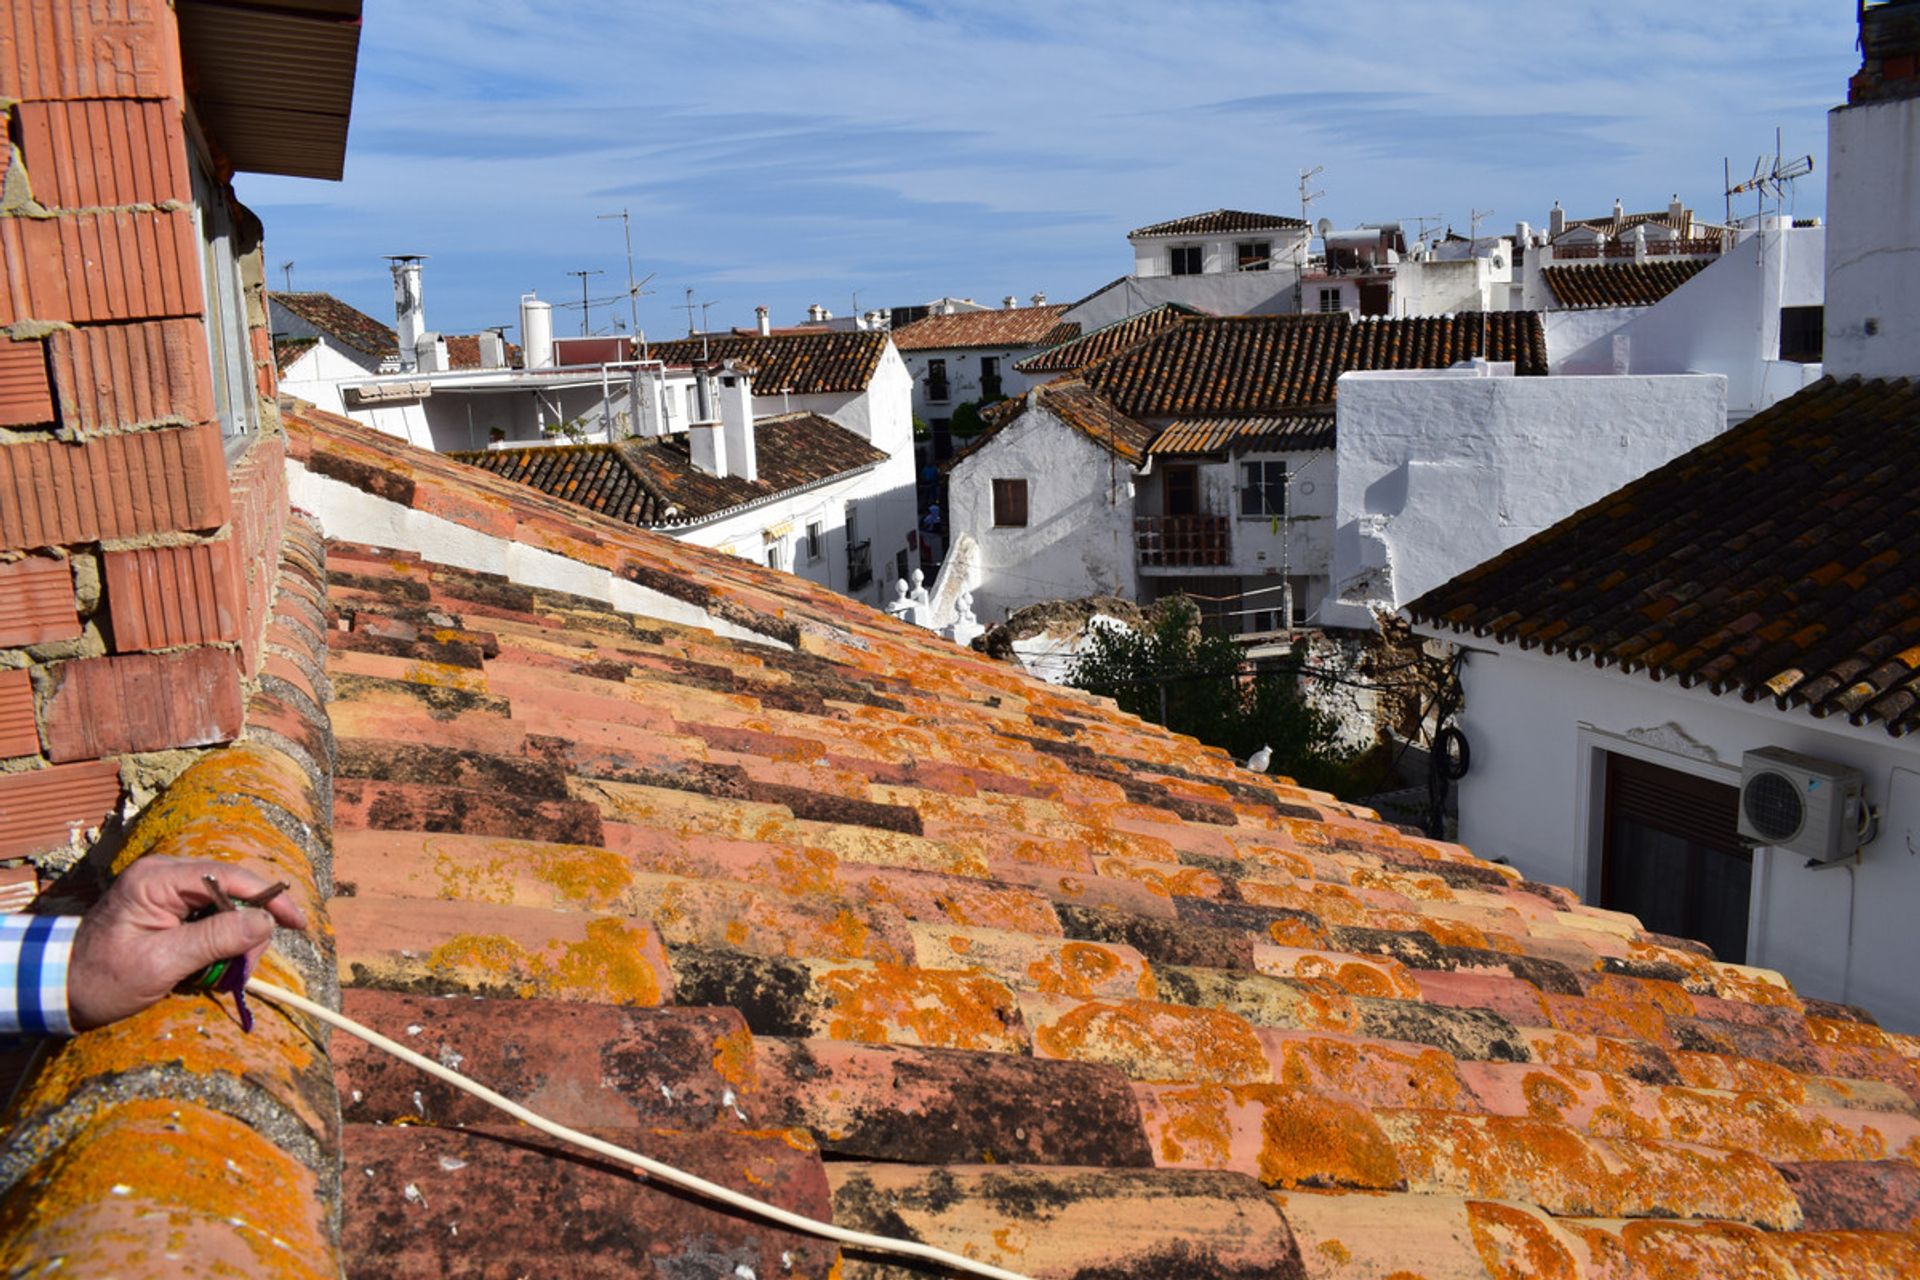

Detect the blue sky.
xmin=238 ymin=1 xmax=1858 ymax=342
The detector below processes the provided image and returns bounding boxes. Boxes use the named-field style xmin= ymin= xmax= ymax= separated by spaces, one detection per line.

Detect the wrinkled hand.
xmin=68 ymin=856 xmax=309 ymax=1032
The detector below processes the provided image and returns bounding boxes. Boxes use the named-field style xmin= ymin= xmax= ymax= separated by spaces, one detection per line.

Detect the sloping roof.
xmin=1565 ymin=206 xmax=1697 ymax=237
xmin=1130 ymin=209 xmax=1308 ymax=237
xmin=443 ymin=333 xmax=524 ymax=370
xmin=273 ymin=290 xmax=397 ymax=359
xmin=1543 ymin=259 xmax=1713 ymax=309
xmin=1015 ymin=303 xmax=1199 ymax=374
xmin=1410 ymin=376 xmax=1920 ymax=737
xmin=890 ymin=305 xmax=1079 ymax=352
xmin=1080 ymin=312 xmax=1549 ymax=417
xmin=1150 ymin=414 xmax=1336 ymax=455
xmin=22 ymin=396 xmax=1920 ymax=1278
xmin=273 ymin=335 xmax=318 ymax=373
xmin=642 ymin=330 xmax=888 ymax=395
xmin=452 ymin=413 xmax=886 ymax=527
xmin=950 ymin=379 xmax=1154 ymax=470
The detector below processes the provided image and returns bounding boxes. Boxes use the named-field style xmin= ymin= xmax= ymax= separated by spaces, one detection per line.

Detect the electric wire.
xmin=245 ymin=978 xmax=1037 ymax=1280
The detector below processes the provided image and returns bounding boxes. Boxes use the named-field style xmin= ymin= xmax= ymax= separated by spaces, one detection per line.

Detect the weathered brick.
xmin=0 ymin=208 xmax=199 ymax=327
xmin=0 ymin=337 xmax=55 ymax=428
xmin=0 ymin=668 xmax=37 ymax=759
xmin=102 ymin=540 xmax=242 ymax=652
xmin=43 ymin=646 xmax=243 ymax=761
xmin=0 ymin=421 xmax=229 ymax=549
xmin=0 ymin=556 xmax=80 ymax=646
xmin=13 ymin=98 xmax=190 ymax=209
xmin=0 ymin=757 xmax=120 ymax=858
xmin=48 ymin=318 xmax=215 ymax=431
xmin=0 ymin=0 xmax=184 ymax=102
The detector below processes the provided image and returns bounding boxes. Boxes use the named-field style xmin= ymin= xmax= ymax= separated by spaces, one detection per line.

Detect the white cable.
xmin=246 ymin=978 xmax=1035 ymax=1280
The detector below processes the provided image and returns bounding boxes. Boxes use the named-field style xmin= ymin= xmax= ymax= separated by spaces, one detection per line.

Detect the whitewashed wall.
xmin=903 ymin=346 xmax=1044 ymax=423
xmin=1325 ymin=367 xmax=1727 ymax=628
xmin=1444 ymin=642 xmax=1920 ymax=1033
xmin=1130 ymin=228 xmax=1309 ymax=278
xmin=948 ymin=409 xmax=1138 ymax=624
xmin=1825 ymin=94 xmax=1920 ymax=380
xmin=1544 ymin=225 xmax=1825 ymax=421
xmin=1065 ymin=272 xmax=1301 ymax=330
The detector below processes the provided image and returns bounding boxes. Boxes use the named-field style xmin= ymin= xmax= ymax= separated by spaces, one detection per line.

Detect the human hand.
xmin=68 ymin=856 xmax=309 ymax=1032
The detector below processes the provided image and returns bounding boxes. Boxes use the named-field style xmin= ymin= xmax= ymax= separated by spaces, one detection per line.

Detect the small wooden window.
xmin=992 ymin=478 xmax=1029 ymax=527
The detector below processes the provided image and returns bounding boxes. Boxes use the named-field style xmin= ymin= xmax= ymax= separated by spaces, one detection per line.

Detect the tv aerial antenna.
xmin=1296 ymin=165 xmax=1325 ymax=311
xmin=1724 ymin=128 xmax=1814 ymax=224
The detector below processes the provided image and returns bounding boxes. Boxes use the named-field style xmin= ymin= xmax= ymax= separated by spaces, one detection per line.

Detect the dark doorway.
xmin=1601 ymin=753 xmax=1751 ymax=962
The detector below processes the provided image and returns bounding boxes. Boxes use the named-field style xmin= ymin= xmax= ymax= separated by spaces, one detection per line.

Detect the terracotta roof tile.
xmin=952 ymin=378 xmax=1155 ymax=472
xmin=1014 ymin=302 xmax=1199 ymax=374
xmin=272 ymin=291 xmax=398 ymax=360
xmin=1079 ymin=312 xmax=1549 ymax=416
xmin=1410 ymin=376 xmax=1920 ymax=736
xmin=441 ymin=332 xmax=521 ymax=369
xmin=1150 ymin=414 xmax=1335 ymax=455
xmin=1131 ymin=208 xmax=1308 ymax=237
xmin=23 ymin=398 xmax=1905 ymax=1275
xmin=273 ymin=335 xmax=318 ymax=372
xmin=890 ymin=304 xmax=1080 ymax=352
xmin=1543 ymin=258 xmax=1713 ymax=308
xmin=641 ymin=329 xmax=887 ymax=394
xmin=451 ymin=412 xmax=886 ymax=526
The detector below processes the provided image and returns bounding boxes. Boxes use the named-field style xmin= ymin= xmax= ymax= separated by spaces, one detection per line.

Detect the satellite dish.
xmin=1315 ymin=217 xmax=1334 ymax=237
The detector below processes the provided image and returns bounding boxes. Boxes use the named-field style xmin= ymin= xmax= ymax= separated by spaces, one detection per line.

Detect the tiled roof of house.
xmin=452 ymin=413 xmax=886 ymax=527
xmin=1080 ymin=312 xmax=1549 ymax=417
xmin=20 ymin=396 xmax=1920 ymax=1278
xmin=1542 ymin=259 xmax=1713 ymax=309
xmin=272 ymin=290 xmax=398 ymax=359
xmin=1015 ymin=303 xmax=1199 ymax=374
xmin=642 ymin=331 xmax=888 ymax=395
xmin=890 ymin=305 xmax=1080 ymax=352
xmin=1150 ymin=414 xmax=1336 ymax=455
xmin=443 ymin=333 xmax=524 ymax=370
xmin=950 ymin=379 xmax=1154 ymax=471
xmin=273 ymin=335 xmax=319 ymax=373
xmin=1131 ymin=209 xmax=1308 ymax=238
xmin=1410 ymin=376 xmax=1920 ymax=737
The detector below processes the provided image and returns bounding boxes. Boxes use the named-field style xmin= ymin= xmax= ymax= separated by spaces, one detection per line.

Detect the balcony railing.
xmin=1552 ymin=242 xmax=1601 ymax=260
xmin=1135 ymin=514 xmax=1230 ymax=567
xmin=848 ymin=539 xmax=873 ymax=590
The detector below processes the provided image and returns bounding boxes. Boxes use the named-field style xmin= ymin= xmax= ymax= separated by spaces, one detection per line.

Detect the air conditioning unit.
xmin=1736 ymin=746 xmax=1868 ymax=862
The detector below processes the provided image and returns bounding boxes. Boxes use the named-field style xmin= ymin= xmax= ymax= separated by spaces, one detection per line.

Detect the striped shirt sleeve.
xmin=0 ymin=915 xmax=80 ymax=1036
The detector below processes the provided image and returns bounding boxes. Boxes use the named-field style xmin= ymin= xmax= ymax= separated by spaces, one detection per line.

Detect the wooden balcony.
xmin=1135 ymin=514 xmax=1230 ymax=568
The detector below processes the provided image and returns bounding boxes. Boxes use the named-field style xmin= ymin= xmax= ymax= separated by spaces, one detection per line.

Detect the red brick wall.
xmin=0 ymin=0 xmax=289 ymax=859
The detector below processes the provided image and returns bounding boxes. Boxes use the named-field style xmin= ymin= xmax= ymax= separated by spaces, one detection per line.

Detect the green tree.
xmin=1068 ymin=598 xmax=1363 ymax=794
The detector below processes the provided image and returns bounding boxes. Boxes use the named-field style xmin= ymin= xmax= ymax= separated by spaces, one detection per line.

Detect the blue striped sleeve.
xmin=0 ymin=915 xmax=81 ymax=1036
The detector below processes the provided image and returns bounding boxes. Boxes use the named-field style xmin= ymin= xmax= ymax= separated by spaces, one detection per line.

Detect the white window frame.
xmin=189 ymin=146 xmax=256 ymax=443
xmin=1317 ymin=286 xmax=1344 ymax=313
xmin=1239 ymin=459 xmax=1286 ymax=519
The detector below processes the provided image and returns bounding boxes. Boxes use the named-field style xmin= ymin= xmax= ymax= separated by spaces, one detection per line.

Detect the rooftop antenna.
xmin=565 ymin=269 xmax=605 ymax=337
xmin=1470 ymin=208 xmax=1494 ymax=351
xmin=1296 ymin=165 xmax=1325 ymax=312
xmin=278 ymin=260 xmax=294 ymax=291
xmin=1724 ymin=128 xmax=1814 ymax=225
xmin=1405 ymin=214 xmax=1445 ymax=246
xmin=699 ymin=300 xmax=722 ymax=357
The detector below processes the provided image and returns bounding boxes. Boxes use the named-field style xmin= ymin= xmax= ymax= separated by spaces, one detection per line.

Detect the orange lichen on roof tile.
xmin=0 ymin=1099 xmax=336 ymax=1280
xmin=273 ymin=398 xmax=1920 ymax=1274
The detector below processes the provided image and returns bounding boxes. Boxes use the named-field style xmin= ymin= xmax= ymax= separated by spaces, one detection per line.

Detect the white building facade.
xmin=1325 ymin=364 xmax=1729 ymax=628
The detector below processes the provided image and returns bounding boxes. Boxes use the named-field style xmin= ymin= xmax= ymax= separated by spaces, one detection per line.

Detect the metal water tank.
xmin=520 ymin=294 xmax=554 ymax=369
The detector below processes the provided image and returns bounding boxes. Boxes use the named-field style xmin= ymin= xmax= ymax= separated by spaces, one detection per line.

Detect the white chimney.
xmin=630 ymin=369 xmax=667 ymax=437
xmin=1002 ymin=295 xmax=1018 ymax=309
xmin=1611 ymin=196 xmax=1625 ymax=223
xmin=688 ymin=419 xmax=726 ymax=476
xmin=520 ymin=294 xmax=554 ymax=369
xmin=389 ymin=255 xmax=427 ymax=372
xmin=718 ymin=366 xmax=756 ymax=483
xmin=755 ymin=305 xmax=771 ymax=337
xmin=1548 ymin=201 xmax=1565 ymax=237
xmin=478 ymin=331 xmax=506 ymax=369
xmin=1030 ymin=292 xmax=1047 ymax=307
xmin=414 ymin=332 xmax=448 ymax=373
xmin=1668 ymin=193 xmax=1685 ymax=226
xmin=807 ymin=304 xmax=826 ymax=323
